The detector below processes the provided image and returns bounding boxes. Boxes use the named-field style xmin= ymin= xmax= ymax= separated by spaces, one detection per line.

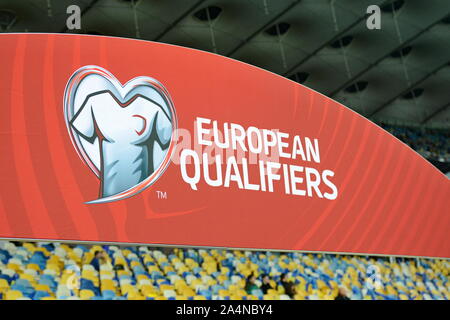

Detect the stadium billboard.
xmin=0 ymin=34 xmax=448 ymax=258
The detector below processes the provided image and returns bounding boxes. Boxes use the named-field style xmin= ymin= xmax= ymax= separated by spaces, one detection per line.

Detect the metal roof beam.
xmin=283 ymin=0 xmax=390 ymax=77
xmin=421 ymin=102 xmax=450 ymax=125
xmin=369 ymin=60 xmax=449 ymax=118
xmin=328 ymin=17 xmax=445 ymax=97
xmin=226 ymin=0 xmax=302 ymax=57
xmin=153 ymin=0 xmax=207 ymax=41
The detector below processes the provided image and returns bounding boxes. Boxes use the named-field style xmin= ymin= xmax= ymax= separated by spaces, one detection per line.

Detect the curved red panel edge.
xmin=0 ymin=33 xmax=448 ymax=258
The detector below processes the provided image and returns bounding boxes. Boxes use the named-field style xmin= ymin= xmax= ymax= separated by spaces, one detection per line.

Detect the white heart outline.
xmin=63 ymin=65 xmax=177 ymax=204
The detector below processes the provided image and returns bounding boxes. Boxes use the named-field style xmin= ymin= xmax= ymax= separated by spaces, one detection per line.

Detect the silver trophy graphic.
xmin=64 ymin=66 xmax=176 ymax=204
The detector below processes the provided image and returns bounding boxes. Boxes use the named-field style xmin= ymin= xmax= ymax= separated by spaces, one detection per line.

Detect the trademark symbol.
xmin=156 ymin=191 xmax=167 ymax=199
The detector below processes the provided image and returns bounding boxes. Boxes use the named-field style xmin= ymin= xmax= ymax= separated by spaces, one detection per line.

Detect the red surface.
xmin=0 ymin=33 xmax=448 ymax=258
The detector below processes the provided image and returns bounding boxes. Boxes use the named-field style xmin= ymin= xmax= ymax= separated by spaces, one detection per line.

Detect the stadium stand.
xmin=0 ymin=241 xmax=448 ymax=300
xmin=382 ymin=124 xmax=450 ymax=162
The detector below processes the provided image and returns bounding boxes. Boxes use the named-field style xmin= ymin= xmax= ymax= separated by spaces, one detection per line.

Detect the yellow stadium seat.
xmin=206 ymin=278 xmax=217 ymax=286
xmin=267 ymin=289 xmax=278 ymax=296
xmin=228 ymin=284 xmax=238 ymax=292
xmin=46 ymin=264 xmax=60 ymax=273
xmin=317 ymin=280 xmax=326 ymax=289
xmin=190 ymin=279 xmax=202 ymax=288
xmin=217 ymin=274 xmax=228 ymax=283
xmin=20 ymin=273 xmax=36 ymax=283
xmin=80 ymin=289 xmax=95 ymax=300
xmin=0 ymin=279 xmax=9 ymax=289
xmin=101 ymin=284 xmax=116 ymax=291
xmin=140 ymin=283 xmax=155 ymax=291
xmin=101 ymin=278 xmax=115 ymax=285
xmin=163 ymin=266 xmax=175 ymax=273
xmin=121 ymin=249 xmax=132 ymax=256
xmin=26 ymin=263 xmax=41 ymax=271
xmin=160 ymin=284 xmax=175 ymax=292
xmin=157 ymin=257 xmax=168 ymax=264
xmin=5 ymin=290 xmax=23 ymax=300
xmin=127 ymin=291 xmax=146 ymax=300
xmin=68 ymin=254 xmax=82 ymax=263
xmin=22 ymin=243 xmax=36 ymax=252
xmin=83 ymin=252 xmax=94 ymax=264
xmin=6 ymin=263 xmax=21 ymax=272
xmin=115 ymin=257 xmax=127 ymax=264
xmin=141 ymin=289 xmax=159 ymax=298
xmin=136 ymin=274 xmax=149 ymax=281
xmin=121 ymin=284 xmax=137 ymax=295
xmin=174 ymin=279 xmax=186 ymax=287
xmin=220 ymin=267 xmax=230 ymax=274
xmin=91 ymin=245 xmax=103 ymax=252
xmin=117 ymin=270 xmax=131 ymax=277
xmin=34 ymin=247 xmax=50 ymax=256
xmin=82 ymin=269 xmax=97 ymax=277
xmin=156 ymin=279 xmax=168 ymax=286
xmin=294 ymin=293 xmax=306 ymax=300
xmin=147 ymin=266 xmax=160 ymax=273
xmin=180 ymin=287 xmax=195 ymax=296
xmin=144 ymin=293 xmax=159 ymax=299
xmin=236 ymin=289 xmax=247 ymax=297
xmin=82 ymin=276 xmax=99 ymax=286
xmin=34 ymin=284 xmax=51 ymax=293
xmin=218 ymin=289 xmax=229 ymax=297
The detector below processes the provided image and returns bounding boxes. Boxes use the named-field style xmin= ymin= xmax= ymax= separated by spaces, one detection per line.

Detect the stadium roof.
xmin=1 ymin=0 xmax=449 ymax=128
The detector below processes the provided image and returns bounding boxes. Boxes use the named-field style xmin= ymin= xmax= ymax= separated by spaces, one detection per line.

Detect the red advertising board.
xmin=0 ymin=34 xmax=448 ymax=258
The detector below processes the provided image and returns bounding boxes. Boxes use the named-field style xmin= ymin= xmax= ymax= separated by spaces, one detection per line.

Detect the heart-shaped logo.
xmin=64 ymin=65 xmax=177 ymax=204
